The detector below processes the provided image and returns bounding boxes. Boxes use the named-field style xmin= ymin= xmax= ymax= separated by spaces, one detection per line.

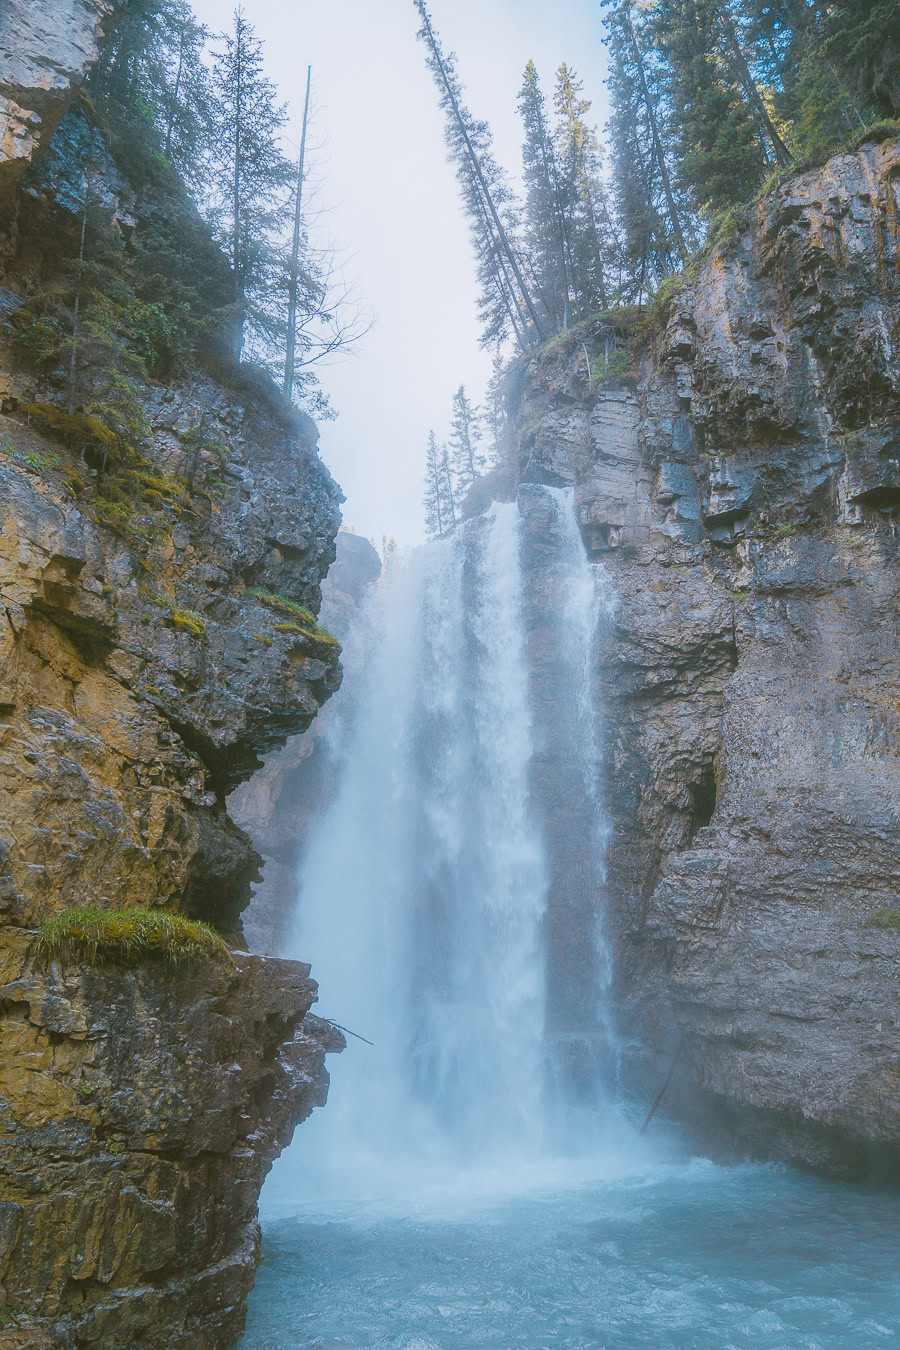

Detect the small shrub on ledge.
xmin=33 ymin=905 xmax=230 ymax=968
xmin=168 ymin=607 xmax=207 ymax=637
xmin=244 ymin=585 xmax=316 ymax=622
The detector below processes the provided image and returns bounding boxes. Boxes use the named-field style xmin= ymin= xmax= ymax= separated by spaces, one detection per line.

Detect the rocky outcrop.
xmin=0 ymin=11 xmax=345 ymax=1344
xmin=0 ymin=372 xmax=342 ymax=936
xmin=229 ymin=530 xmax=381 ymax=956
xmin=511 ymin=131 xmax=900 ymax=1177
xmin=0 ymin=954 xmax=342 ymax=1349
xmin=0 ymin=0 xmax=122 ymax=224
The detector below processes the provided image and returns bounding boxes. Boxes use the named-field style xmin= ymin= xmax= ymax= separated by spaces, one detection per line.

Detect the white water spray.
xmin=277 ymin=487 xmax=617 ymax=1196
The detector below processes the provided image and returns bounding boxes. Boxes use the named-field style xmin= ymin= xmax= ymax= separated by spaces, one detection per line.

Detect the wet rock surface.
xmin=0 ymin=0 xmax=123 ymax=225
xmin=0 ymin=954 xmax=342 ymax=1349
xmin=512 ymin=133 xmax=900 ymax=1176
xmin=0 ymin=12 xmax=345 ymax=1343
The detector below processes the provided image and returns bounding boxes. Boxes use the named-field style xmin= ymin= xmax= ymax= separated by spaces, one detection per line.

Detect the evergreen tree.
xmin=603 ymin=0 xmax=692 ymax=300
xmin=414 ymin=0 xmax=544 ymax=350
xmin=821 ymin=1 xmax=900 ymax=121
xmin=161 ymin=3 xmax=213 ymax=174
xmin=207 ymin=6 xmax=293 ymax=360
xmin=440 ymin=444 xmax=457 ymax=528
xmin=484 ymin=345 xmax=510 ymax=469
xmin=448 ymin=384 xmax=485 ymax=492
xmin=519 ymin=61 xmax=572 ymax=332
xmin=553 ymin=65 xmax=617 ymax=315
xmin=654 ymin=0 xmax=770 ymax=212
xmin=424 ymin=430 xmax=447 ymax=539
xmin=88 ymin=0 xmax=212 ymax=181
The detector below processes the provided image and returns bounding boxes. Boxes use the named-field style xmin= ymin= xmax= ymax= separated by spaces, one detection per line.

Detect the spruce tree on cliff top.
xmin=424 ymin=430 xmax=447 ymax=540
xmin=207 ymin=6 xmax=293 ymax=362
xmin=603 ymin=0 xmax=691 ymax=303
xmin=519 ymin=60 xmax=573 ymax=333
xmin=553 ymin=63 xmax=619 ymax=313
xmin=414 ymin=0 xmax=545 ymax=351
xmin=449 ymin=385 xmax=485 ymax=494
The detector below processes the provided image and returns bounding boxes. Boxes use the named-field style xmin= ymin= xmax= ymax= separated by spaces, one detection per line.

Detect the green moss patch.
xmin=272 ymin=621 xmax=340 ymax=648
xmin=244 ymin=587 xmax=339 ymax=646
xmin=34 ymin=905 xmax=229 ymax=967
xmin=244 ymin=586 xmax=316 ymax=622
xmin=168 ymin=607 xmax=207 ymax=637
xmin=864 ymin=908 xmax=900 ymax=931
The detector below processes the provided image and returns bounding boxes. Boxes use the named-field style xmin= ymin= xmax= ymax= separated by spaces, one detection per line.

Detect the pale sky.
xmin=190 ymin=0 xmax=611 ymax=545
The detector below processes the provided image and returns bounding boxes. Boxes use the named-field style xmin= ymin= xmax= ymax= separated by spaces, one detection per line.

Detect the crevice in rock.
xmin=685 ymin=760 xmax=718 ymax=846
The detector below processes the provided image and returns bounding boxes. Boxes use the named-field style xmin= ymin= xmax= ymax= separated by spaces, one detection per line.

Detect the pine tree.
xmin=654 ymin=0 xmax=770 ymax=213
xmin=553 ymin=65 xmax=617 ymax=316
xmin=519 ymin=61 xmax=572 ymax=332
xmin=207 ymin=6 xmax=292 ymax=360
xmin=821 ymin=1 xmax=900 ymax=121
xmin=161 ymin=3 xmax=212 ymax=175
xmin=603 ymin=0 xmax=693 ymax=300
xmin=414 ymin=0 xmax=544 ymax=350
xmin=448 ymin=385 xmax=485 ymax=493
xmin=484 ymin=346 xmax=509 ymax=469
xmin=424 ymin=430 xmax=447 ymax=539
xmin=88 ymin=0 xmax=212 ymax=181
xmin=440 ymin=445 xmax=457 ymax=528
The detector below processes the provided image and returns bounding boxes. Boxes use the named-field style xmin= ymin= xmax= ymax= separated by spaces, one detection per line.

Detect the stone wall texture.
xmin=0 ymin=6 xmax=345 ymax=1344
xmin=0 ymin=0 xmax=123 ymax=221
xmin=511 ymin=131 xmax=900 ymax=1177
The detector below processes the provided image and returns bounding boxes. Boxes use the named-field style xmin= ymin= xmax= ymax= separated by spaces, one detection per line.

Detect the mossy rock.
xmin=865 ymin=908 xmax=900 ymax=931
xmin=33 ymin=905 xmax=230 ymax=967
xmin=244 ymin=587 xmax=339 ymax=646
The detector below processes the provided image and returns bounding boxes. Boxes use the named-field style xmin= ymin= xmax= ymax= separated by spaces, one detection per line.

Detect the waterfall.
xmin=278 ymin=487 xmax=617 ymax=1193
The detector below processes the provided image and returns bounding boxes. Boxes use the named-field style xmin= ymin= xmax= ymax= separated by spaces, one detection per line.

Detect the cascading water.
xmin=241 ymin=487 xmax=900 ymax=1350
xmin=277 ymin=486 xmax=617 ymax=1186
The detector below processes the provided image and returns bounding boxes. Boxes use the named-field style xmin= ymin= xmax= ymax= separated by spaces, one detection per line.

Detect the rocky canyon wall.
xmin=0 ymin=7 xmax=345 ymax=1346
xmin=508 ymin=131 xmax=900 ymax=1177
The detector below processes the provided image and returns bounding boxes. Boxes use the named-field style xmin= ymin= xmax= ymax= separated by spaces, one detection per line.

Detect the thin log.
xmin=639 ymin=1036 xmax=684 ymax=1134
xmin=326 ymin=1020 xmax=374 ymax=1047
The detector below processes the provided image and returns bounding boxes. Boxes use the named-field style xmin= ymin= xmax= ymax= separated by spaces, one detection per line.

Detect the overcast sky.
xmin=190 ymin=0 xmax=611 ymax=545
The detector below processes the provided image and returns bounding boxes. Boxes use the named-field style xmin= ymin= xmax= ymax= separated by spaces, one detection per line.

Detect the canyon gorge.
xmin=1 ymin=2 xmax=899 ymax=1347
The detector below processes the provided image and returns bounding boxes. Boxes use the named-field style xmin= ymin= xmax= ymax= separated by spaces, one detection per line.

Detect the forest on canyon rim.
xmin=3 ymin=0 xmax=896 ymax=549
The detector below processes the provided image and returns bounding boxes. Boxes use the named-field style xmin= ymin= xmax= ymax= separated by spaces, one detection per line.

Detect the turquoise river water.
xmin=238 ymin=1141 xmax=900 ymax=1350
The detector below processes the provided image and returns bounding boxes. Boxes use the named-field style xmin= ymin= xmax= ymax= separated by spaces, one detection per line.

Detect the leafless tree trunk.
xmin=284 ymin=64 xmax=312 ymax=400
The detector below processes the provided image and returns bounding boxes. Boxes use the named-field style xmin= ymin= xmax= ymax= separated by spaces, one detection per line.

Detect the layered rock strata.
xmin=0 ymin=12 xmax=345 ymax=1345
xmin=0 ymin=0 xmax=123 ymax=224
xmin=509 ymin=132 xmax=900 ymax=1176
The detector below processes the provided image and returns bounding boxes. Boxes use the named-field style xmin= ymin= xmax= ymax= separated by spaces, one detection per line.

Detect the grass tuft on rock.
xmin=244 ymin=585 xmax=316 ymax=623
xmin=33 ymin=905 xmax=230 ymax=967
xmin=272 ymin=621 xmax=340 ymax=647
xmin=169 ymin=607 xmax=207 ymax=637
xmin=244 ymin=587 xmax=339 ymax=646
xmin=864 ymin=908 xmax=900 ymax=931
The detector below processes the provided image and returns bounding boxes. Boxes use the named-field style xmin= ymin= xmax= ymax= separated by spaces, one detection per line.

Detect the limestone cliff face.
xmin=511 ymin=132 xmax=900 ymax=1176
xmin=0 ymin=0 xmax=122 ymax=223
xmin=0 ymin=13 xmax=345 ymax=1348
